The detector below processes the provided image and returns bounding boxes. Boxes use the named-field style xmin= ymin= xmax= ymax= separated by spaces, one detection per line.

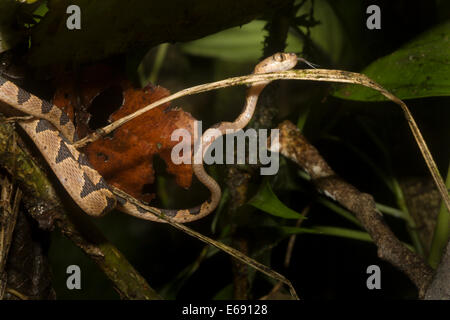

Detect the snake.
xmin=0 ymin=52 xmax=298 ymax=223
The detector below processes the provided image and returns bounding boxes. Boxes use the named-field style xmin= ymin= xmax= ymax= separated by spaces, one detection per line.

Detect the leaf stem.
xmin=428 ymin=162 xmax=450 ymax=268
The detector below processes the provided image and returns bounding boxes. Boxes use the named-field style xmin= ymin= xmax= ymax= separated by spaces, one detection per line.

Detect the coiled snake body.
xmin=0 ymin=53 xmax=298 ymax=222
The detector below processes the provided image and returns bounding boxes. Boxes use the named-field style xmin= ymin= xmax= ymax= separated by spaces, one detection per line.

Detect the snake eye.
xmin=273 ymin=53 xmax=284 ymax=62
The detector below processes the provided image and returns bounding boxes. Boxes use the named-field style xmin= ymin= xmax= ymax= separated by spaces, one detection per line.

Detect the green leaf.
xmin=213 ymin=284 xmax=233 ymax=300
xmin=334 ymin=21 xmax=450 ymax=101
xmin=316 ymin=196 xmax=361 ymax=226
xmin=248 ymin=181 xmax=305 ymax=219
xmin=281 ymin=225 xmax=373 ymax=242
xmin=181 ymin=20 xmax=303 ymax=63
xmin=26 ymin=0 xmax=295 ymax=66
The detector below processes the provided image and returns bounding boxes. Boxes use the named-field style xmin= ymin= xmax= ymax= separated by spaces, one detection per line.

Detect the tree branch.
xmin=272 ymin=120 xmax=434 ymax=297
xmin=425 ymin=239 xmax=450 ymax=299
xmin=0 ymin=121 xmax=161 ymax=300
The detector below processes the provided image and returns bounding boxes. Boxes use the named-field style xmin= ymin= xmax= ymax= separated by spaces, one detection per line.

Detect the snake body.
xmin=0 ymin=52 xmax=298 ymax=222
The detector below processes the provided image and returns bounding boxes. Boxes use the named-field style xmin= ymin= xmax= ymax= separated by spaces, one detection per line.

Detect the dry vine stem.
xmin=70 ymin=68 xmax=448 ymax=299
xmin=112 ymin=187 xmax=300 ymax=300
xmin=0 ymin=121 xmax=299 ymax=299
xmin=273 ymin=120 xmax=433 ymax=296
xmin=73 ymin=69 xmax=450 ymax=218
xmin=0 ymin=178 xmax=22 ymax=299
xmin=0 ymin=122 xmax=161 ymax=300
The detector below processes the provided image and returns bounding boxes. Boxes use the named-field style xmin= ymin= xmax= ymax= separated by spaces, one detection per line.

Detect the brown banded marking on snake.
xmin=19 ymin=119 xmax=117 ymax=215
xmin=0 ymin=77 xmax=76 ymax=141
xmin=0 ymin=52 xmax=298 ymax=223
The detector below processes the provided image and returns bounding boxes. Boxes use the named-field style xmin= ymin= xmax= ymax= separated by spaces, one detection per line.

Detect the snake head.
xmin=254 ymin=52 xmax=298 ymax=74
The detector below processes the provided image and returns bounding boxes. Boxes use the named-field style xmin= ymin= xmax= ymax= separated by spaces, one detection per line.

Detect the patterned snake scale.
xmin=0 ymin=53 xmax=298 ymax=223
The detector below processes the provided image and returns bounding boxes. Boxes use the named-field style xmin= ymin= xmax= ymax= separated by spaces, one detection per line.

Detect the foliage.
xmin=334 ymin=21 xmax=450 ymax=101
xmin=1 ymin=0 xmax=449 ymax=300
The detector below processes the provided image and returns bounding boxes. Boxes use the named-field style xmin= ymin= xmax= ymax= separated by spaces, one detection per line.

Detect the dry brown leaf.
xmin=54 ymin=66 xmax=196 ymax=203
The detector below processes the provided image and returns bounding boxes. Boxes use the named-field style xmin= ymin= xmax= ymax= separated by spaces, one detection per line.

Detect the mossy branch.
xmin=0 ymin=121 xmax=161 ymax=300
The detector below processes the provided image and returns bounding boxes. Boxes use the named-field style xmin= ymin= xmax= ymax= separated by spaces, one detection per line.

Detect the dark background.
xmin=5 ymin=0 xmax=446 ymax=299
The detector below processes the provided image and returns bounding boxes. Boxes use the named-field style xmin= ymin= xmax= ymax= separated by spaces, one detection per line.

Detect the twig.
xmin=428 ymin=161 xmax=450 ymax=268
xmin=0 ymin=121 xmax=298 ymax=300
xmin=5 ymin=288 xmax=28 ymax=300
xmin=272 ymin=120 xmax=434 ymax=297
xmin=53 ymin=207 xmax=162 ymax=300
xmin=259 ymin=282 xmax=284 ymax=300
xmin=0 ymin=177 xmax=22 ymax=299
xmin=112 ymin=187 xmax=300 ymax=300
xmin=72 ymin=69 xmax=450 ymax=223
xmin=259 ymin=205 xmax=309 ymax=301
xmin=285 ymin=205 xmax=310 ymax=268
xmin=259 ymin=205 xmax=309 ymax=300
xmin=226 ymin=4 xmax=296 ymax=298
xmin=226 ymin=167 xmax=252 ymax=299
xmin=2 ymin=68 xmax=446 ymax=299
xmin=0 ymin=122 xmax=161 ymax=300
